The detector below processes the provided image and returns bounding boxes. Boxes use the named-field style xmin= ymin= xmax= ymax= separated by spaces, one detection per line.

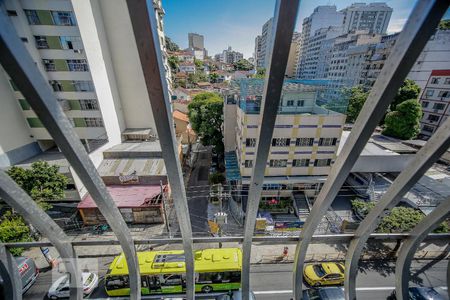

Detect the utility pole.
xmin=160 ymin=180 xmax=171 ymax=237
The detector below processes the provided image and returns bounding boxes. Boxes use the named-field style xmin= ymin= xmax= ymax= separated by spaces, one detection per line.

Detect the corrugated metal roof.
xmin=78 ymin=185 xmax=162 ymax=208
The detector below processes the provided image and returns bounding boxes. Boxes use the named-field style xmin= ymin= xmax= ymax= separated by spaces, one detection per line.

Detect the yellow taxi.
xmin=303 ymin=262 xmax=345 ymax=287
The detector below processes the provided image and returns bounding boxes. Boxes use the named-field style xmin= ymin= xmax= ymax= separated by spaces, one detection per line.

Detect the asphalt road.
xmin=23 ymin=258 xmax=448 ymax=299
xmin=186 ymin=146 xmax=212 ymax=235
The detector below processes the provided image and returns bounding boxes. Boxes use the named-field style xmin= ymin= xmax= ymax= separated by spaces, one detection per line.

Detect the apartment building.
xmin=224 ymin=79 xmax=345 ymax=201
xmin=340 ymin=2 xmax=392 ymax=34
xmin=419 ymin=70 xmax=450 ymax=139
xmin=254 ymin=18 xmax=274 ymax=69
xmin=0 ymin=0 xmax=172 ymax=200
xmin=285 ymin=32 xmax=301 ymax=78
xmin=217 ymin=46 xmax=244 ymax=64
xmin=323 ymin=31 xmax=381 ymax=103
xmin=188 ymin=32 xmax=204 ymax=50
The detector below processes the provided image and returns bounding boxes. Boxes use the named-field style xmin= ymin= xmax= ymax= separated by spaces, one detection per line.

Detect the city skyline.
xmin=164 ymin=0 xmax=450 ymax=58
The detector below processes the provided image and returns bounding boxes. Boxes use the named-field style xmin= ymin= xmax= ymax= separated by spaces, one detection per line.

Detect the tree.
xmin=165 ymin=37 xmax=180 ymax=52
xmin=234 ymin=59 xmax=253 ymax=71
xmin=350 ymin=199 xmax=448 ymax=233
xmin=383 ymin=99 xmax=422 ymax=140
xmin=188 ymin=92 xmax=224 ymax=154
xmin=254 ymin=67 xmax=266 ymax=79
xmin=209 ymin=72 xmax=219 ymax=83
xmin=7 ymin=161 xmax=68 ymax=210
xmin=168 ymin=55 xmax=179 ymax=73
xmin=187 ymin=72 xmax=208 ymax=85
xmin=194 ymin=59 xmax=204 ymax=70
xmin=390 ymin=79 xmax=421 ymax=111
xmin=343 ymin=86 xmax=369 ymax=123
xmin=209 ymin=172 xmax=225 ymax=184
xmin=0 ymin=211 xmax=32 ymax=256
xmin=438 ymin=19 xmax=450 ymax=30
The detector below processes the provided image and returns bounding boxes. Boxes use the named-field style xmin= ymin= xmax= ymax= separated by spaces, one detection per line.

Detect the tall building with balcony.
xmin=419 ymin=70 xmax=450 ymax=139
xmin=254 ymin=18 xmax=274 ymax=69
xmin=0 ymin=0 xmax=172 ymax=200
xmin=223 ymin=79 xmax=345 ymax=202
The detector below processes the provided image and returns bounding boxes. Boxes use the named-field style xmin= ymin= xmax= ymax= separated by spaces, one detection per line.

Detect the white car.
xmin=47 ymin=272 xmax=98 ymax=299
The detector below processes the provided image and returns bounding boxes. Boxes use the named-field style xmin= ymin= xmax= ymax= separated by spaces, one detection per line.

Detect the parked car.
xmin=0 ymin=257 xmax=39 ymax=294
xmin=303 ymin=287 xmax=345 ymax=300
xmin=47 ymin=272 xmax=98 ymax=299
xmin=388 ymin=287 xmax=445 ymax=300
xmin=303 ymin=262 xmax=345 ymax=287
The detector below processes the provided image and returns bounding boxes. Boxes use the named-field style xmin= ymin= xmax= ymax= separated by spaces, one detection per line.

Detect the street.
xmin=23 ymin=259 xmax=448 ymax=299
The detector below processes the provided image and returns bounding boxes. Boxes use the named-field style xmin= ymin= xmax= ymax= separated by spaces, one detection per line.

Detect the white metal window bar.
xmin=0 ymin=8 xmax=141 ymax=300
xmin=293 ymin=1 xmax=449 ymax=299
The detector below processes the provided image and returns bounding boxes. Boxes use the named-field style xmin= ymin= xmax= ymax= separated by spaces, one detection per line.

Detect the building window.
xmin=297 ymin=100 xmax=304 ymax=107
xmin=27 ymin=118 xmax=44 ymax=128
xmin=292 ymin=159 xmax=310 ymax=167
xmin=34 ymin=36 xmax=49 ymax=49
xmin=425 ymin=89 xmax=434 ymax=97
xmin=18 ymin=99 xmax=31 ymax=110
xmin=79 ymin=99 xmax=99 ymax=110
xmin=272 ymin=138 xmax=290 ymax=147
xmin=9 ymin=79 xmax=19 ymax=91
xmin=244 ymin=160 xmax=253 ymax=168
xmin=67 ymin=59 xmax=89 ymax=71
xmin=73 ymin=81 xmax=95 ymax=92
xmin=286 ymin=100 xmax=294 ymax=106
xmin=295 ymin=138 xmax=314 ymax=147
xmin=24 ymin=10 xmax=40 ymax=25
xmin=438 ymin=91 xmax=449 ymax=98
xmin=245 ymin=138 xmax=256 ymax=147
xmin=85 ymin=118 xmax=104 ymax=127
xmin=319 ymin=137 xmax=337 ymax=146
xmin=427 ymin=114 xmax=440 ymax=122
xmin=50 ymin=81 xmax=62 ymax=91
xmin=20 ymin=37 xmax=28 ymax=42
xmin=269 ymin=159 xmax=287 ymax=168
xmin=314 ymin=159 xmax=331 ymax=167
xmin=421 ymin=101 xmax=429 ymax=108
xmin=430 ymin=77 xmax=439 ymax=84
xmin=7 ymin=10 xmax=18 ymax=16
xmin=51 ymin=11 xmax=77 ymax=26
xmin=422 ymin=125 xmax=434 ymax=133
xmin=60 ymin=36 xmax=83 ymax=50
xmin=43 ymin=59 xmax=56 ymax=71
xmin=433 ymin=103 xmax=445 ymax=110
xmin=445 ymin=78 xmax=450 ymax=84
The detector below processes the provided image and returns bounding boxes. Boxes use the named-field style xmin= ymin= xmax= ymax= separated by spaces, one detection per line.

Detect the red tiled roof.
xmin=173 ymin=110 xmax=189 ymax=122
xmin=78 ymin=185 xmax=161 ymax=209
xmin=431 ymin=70 xmax=450 ymax=76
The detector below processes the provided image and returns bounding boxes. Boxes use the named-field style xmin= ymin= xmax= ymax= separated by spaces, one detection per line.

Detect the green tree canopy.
xmin=390 ymin=79 xmax=421 ymax=111
xmin=165 ymin=36 xmax=180 ymax=52
xmin=209 ymin=172 xmax=225 ymax=184
xmin=194 ymin=59 xmax=204 ymax=70
xmin=0 ymin=211 xmax=32 ymax=256
xmin=187 ymin=72 xmax=208 ymax=85
xmin=188 ymin=92 xmax=224 ymax=154
xmin=234 ymin=59 xmax=254 ymax=71
xmin=438 ymin=19 xmax=450 ymax=30
xmin=351 ymin=199 xmax=448 ymax=233
xmin=209 ymin=72 xmax=219 ymax=83
xmin=7 ymin=161 xmax=68 ymax=210
xmin=383 ymin=99 xmax=422 ymax=140
xmin=168 ymin=55 xmax=179 ymax=73
xmin=343 ymin=86 xmax=369 ymax=123
xmin=254 ymin=67 xmax=266 ymax=79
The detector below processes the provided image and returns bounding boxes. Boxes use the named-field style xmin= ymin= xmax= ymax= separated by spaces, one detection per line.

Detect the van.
xmin=0 ymin=257 xmax=39 ymax=294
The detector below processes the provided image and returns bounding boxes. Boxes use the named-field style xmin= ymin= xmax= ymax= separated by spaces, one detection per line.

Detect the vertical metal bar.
xmin=345 ymin=117 xmax=450 ymax=300
xmin=0 ymin=9 xmax=141 ymax=300
xmin=0 ymin=171 xmax=82 ymax=300
xmin=395 ymin=198 xmax=450 ymax=300
xmin=0 ymin=244 xmax=22 ymax=300
xmin=125 ymin=0 xmax=195 ymax=298
xmin=241 ymin=1 xmax=300 ymax=300
xmin=292 ymin=1 xmax=448 ymax=299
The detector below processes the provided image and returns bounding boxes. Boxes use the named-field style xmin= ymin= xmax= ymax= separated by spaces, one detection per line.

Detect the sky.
xmin=163 ymin=1 xmax=450 ymax=59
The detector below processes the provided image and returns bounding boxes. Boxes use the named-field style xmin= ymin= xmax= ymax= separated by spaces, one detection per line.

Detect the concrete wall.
xmin=224 ymin=100 xmax=237 ymax=152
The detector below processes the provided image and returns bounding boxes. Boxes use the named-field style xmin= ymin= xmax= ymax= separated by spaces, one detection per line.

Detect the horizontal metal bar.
xmin=4 ymin=233 xmax=450 ymax=248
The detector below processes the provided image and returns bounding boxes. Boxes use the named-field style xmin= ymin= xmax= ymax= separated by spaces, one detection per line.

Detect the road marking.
xmin=253 ymin=290 xmax=293 ymax=294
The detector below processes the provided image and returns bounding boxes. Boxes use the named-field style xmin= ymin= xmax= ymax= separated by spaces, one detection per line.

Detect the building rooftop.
xmin=12 ymin=151 xmax=70 ymax=173
xmin=78 ymin=185 xmax=162 ymax=209
xmin=173 ymin=110 xmax=189 ymax=122
xmin=97 ymin=158 xmax=166 ymax=177
xmin=102 ymin=141 xmax=162 ymax=159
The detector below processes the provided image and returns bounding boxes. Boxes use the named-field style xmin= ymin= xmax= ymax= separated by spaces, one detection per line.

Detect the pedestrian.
xmin=283 ymin=246 xmax=289 ymax=259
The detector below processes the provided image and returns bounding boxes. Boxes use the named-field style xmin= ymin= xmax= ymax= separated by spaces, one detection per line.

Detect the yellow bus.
xmin=105 ymin=248 xmax=242 ymax=296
